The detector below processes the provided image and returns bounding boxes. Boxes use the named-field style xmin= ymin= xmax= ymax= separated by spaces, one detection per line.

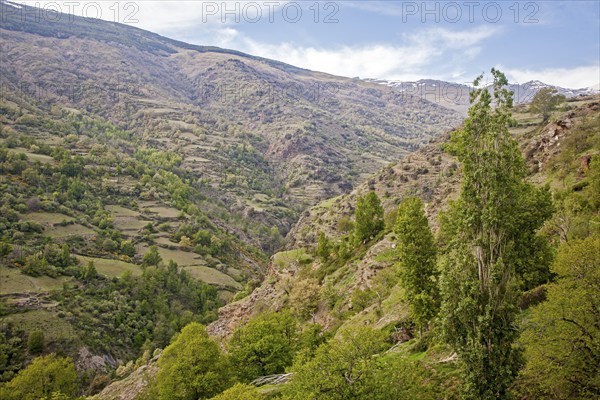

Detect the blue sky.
xmin=21 ymin=1 xmax=600 ymax=88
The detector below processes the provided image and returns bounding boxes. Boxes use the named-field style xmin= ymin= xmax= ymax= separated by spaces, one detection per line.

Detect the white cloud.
xmin=408 ymin=26 xmax=501 ymax=49
xmin=240 ymin=40 xmax=433 ymax=79
xmin=502 ymin=65 xmax=600 ymax=89
xmin=235 ymin=26 xmax=500 ymax=81
xmin=19 ymin=1 xmax=288 ymax=32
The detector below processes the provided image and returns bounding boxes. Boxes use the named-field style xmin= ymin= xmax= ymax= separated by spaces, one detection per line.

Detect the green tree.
xmin=316 ymin=232 xmax=331 ymax=262
xmin=517 ymin=235 xmax=600 ymax=399
xmin=142 ymin=245 xmax=162 ymax=266
xmin=60 ymin=244 xmax=71 ymax=268
xmin=529 ymin=87 xmax=566 ymax=122
xmin=438 ymin=69 xmax=552 ymax=399
xmin=354 ymin=191 xmax=384 ymax=243
xmin=209 ymin=383 xmax=265 ymax=400
xmin=27 ymin=330 xmax=44 ymax=354
xmin=269 ymin=226 xmax=284 ymax=254
xmin=289 ymin=279 xmax=320 ymax=320
xmin=0 ymin=354 xmax=78 ymax=400
xmin=81 ymin=260 xmax=97 ymax=282
xmin=228 ymin=311 xmax=298 ymax=382
xmin=284 ymin=326 xmax=387 ymax=400
xmin=156 ymin=323 xmax=231 ymax=400
xmin=337 ymin=215 xmax=354 ymax=234
xmin=120 ymin=240 xmax=136 ymax=257
xmin=394 ymin=197 xmax=439 ymax=335
xmin=589 ymin=155 xmax=600 ymax=210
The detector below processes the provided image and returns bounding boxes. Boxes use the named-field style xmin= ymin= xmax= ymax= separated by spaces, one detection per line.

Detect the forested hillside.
xmin=0 ymin=3 xmax=461 ymax=390
xmin=82 ymin=78 xmax=599 ymax=400
xmin=0 ymin=0 xmax=461 ymax=238
xmin=0 ymin=1 xmax=598 ymax=399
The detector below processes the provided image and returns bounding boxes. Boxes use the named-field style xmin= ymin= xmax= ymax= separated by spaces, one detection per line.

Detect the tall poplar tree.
xmin=438 ymin=69 xmax=552 ymax=399
xmin=394 ymin=197 xmax=438 ymax=335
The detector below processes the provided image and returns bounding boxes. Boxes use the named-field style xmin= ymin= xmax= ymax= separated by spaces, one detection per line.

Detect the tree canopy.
xmin=0 ymin=354 xmax=78 ymax=400
xmin=228 ymin=311 xmax=299 ymax=382
xmin=354 ymin=191 xmax=384 ymax=243
xmin=439 ymin=69 xmax=552 ymax=399
xmin=518 ymin=235 xmax=600 ymax=399
xmin=394 ymin=197 xmax=439 ymax=333
xmin=529 ymin=87 xmax=566 ymax=121
xmin=156 ymin=323 xmax=231 ymax=400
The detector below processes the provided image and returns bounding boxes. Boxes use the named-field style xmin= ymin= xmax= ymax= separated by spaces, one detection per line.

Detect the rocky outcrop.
xmin=91 ymin=355 xmax=159 ymax=400
xmin=524 ymin=101 xmax=599 ymax=173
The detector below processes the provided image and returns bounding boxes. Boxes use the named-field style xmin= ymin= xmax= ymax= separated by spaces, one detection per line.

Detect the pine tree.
xmin=354 ymin=191 xmax=384 ymax=243
xmin=394 ymin=197 xmax=438 ymax=334
xmin=438 ymin=69 xmax=552 ymax=399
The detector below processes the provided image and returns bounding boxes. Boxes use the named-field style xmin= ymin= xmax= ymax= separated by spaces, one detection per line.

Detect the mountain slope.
xmin=208 ymin=95 xmax=600 ymax=338
xmin=0 ymin=0 xmax=462 ymax=237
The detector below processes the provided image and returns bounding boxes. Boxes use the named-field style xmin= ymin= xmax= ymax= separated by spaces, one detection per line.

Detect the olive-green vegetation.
xmin=0 ymin=353 xmax=78 ymax=400
xmin=0 ymin=99 xmax=266 ymax=386
xmin=209 ymin=384 xmax=265 ymax=400
xmin=26 ymin=329 xmax=44 ymax=354
xmin=156 ymin=323 xmax=232 ymax=400
xmin=0 ymin=323 xmax=26 ymax=382
xmin=316 ymin=232 xmax=332 ymax=262
xmin=439 ymin=69 xmax=553 ymax=399
xmin=394 ymin=197 xmax=439 ymax=334
xmin=517 ymin=236 xmax=600 ymax=399
xmin=228 ymin=311 xmax=299 ymax=383
xmin=529 ymin=87 xmax=567 ymax=122
xmin=56 ymin=260 xmax=218 ymax=358
xmin=354 ymin=191 xmax=384 ymax=243
xmin=283 ymin=326 xmax=446 ymax=400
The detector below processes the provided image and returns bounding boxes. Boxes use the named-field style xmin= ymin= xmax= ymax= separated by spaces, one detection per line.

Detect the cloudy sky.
xmin=21 ymin=0 xmax=600 ymax=88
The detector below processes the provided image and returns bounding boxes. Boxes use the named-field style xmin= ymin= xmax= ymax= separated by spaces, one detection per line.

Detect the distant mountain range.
xmin=364 ymin=78 xmax=599 ymax=114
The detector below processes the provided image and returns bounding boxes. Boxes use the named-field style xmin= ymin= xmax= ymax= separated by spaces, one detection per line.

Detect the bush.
xmin=209 ymin=384 xmax=265 ymax=400
xmin=27 ymin=330 xmax=44 ymax=354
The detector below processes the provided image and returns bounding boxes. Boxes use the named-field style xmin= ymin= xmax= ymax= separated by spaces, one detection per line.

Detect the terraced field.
xmin=0 ymin=266 xmax=72 ymax=295
xmin=76 ymin=256 xmax=141 ymax=278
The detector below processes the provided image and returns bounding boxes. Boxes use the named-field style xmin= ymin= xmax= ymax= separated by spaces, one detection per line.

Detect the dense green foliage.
xmin=0 ymin=354 xmax=78 ymax=400
xmin=0 ymin=323 xmax=25 ymax=381
xmin=283 ymin=326 xmax=446 ymax=400
xmin=354 ymin=191 xmax=384 ymax=243
xmin=228 ymin=311 xmax=299 ymax=382
xmin=518 ymin=235 xmax=600 ymax=399
xmin=394 ymin=197 xmax=439 ymax=333
xmin=26 ymin=330 xmax=44 ymax=354
xmin=156 ymin=323 xmax=231 ymax=400
xmin=439 ymin=69 xmax=552 ymax=399
xmin=56 ymin=261 xmax=219 ymax=357
xmin=209 ymin=384 xmax=265 ymax=400
xmin=283 ymin=326 xmax=386 ymax=399
xmin=316 ymin=232 xmax=332 ymax=262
